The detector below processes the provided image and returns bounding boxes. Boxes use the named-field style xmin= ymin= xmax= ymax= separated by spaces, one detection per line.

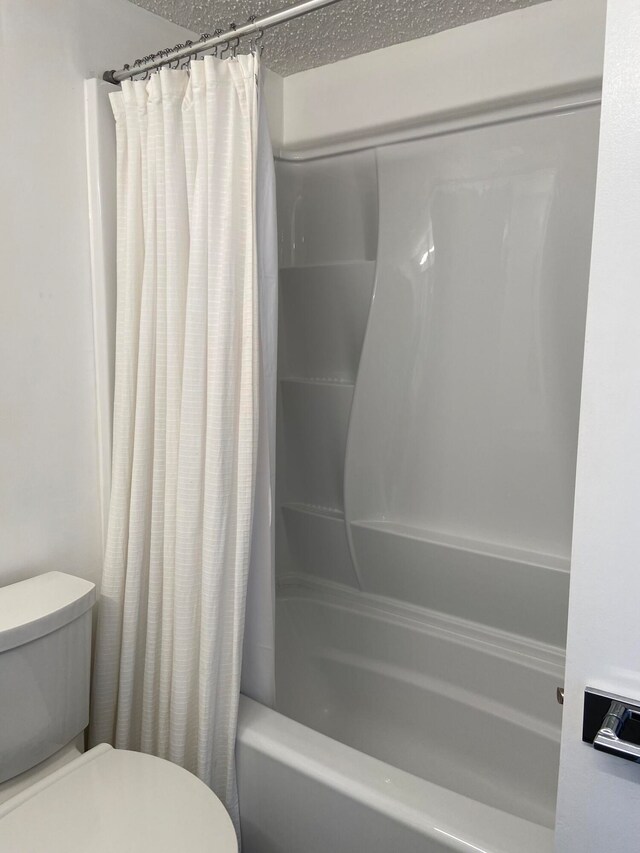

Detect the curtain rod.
xmin=103 ymin=0 xmax=344 ymax=84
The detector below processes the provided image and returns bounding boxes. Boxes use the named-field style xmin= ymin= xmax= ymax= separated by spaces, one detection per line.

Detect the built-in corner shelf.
xmin=279 ymin=379 xmax=353 ymax=511
xmin=276 ymin=257 xmax=376 ymax=593
xmin=279 ymin=503 xmax=359 ymax=589
xmin=348 ymin=520 xmax=570 ymax=647
xmin=275 ymin=149 xmax=378 ymax=269
xmin=283 ymin=502 xmax=344 ymax=521
xmin=278 ymin=261 xmax=375 ymax=384
xmin=280 ymin=377 xmax=355 ymax=388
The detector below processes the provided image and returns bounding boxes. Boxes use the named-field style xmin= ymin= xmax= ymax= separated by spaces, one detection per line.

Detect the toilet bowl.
xmin=0 ymin=744 xmax=237 ymax=852
xmin=0 ymin=572 xmax=237 ymax=852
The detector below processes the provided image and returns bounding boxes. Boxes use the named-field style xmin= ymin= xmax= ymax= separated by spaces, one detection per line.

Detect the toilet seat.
xmin=0 ymin=743 xmax=237 ymax=852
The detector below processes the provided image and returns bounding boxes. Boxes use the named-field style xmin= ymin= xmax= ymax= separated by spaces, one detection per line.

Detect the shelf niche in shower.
xmin=279 ymin=504 xmax=359 ymax=588
xmin=276 ymin=152 xmax=378 ymax=269
xmin=275 ymin=150 xmax=378 ymax=588
xmin=279 ymin=378 xmax=354 ymax=511
xmin=278 ymin=262 xmax=375 ymax=384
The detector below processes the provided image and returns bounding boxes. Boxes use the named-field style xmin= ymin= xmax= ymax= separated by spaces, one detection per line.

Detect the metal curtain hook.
xmin=211 ymin=29 xmax=223 ymax=57
xmin=171 ymin=44 xmax=184 ymax=69
xmin=180 ymin=40 xmax=194 ymax=69
xmin=225 ymin=23 xmax=238 ymax=59
xmin=140 ymin=56 xmax=154 ymax=80
xmin=247 ymin=15 xmax=257 ymax=53
xmin=250 ymin=26 xmax=265 ymax=56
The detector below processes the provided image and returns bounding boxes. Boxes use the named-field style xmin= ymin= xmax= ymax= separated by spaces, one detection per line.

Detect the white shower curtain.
xmin=90 ymin=54 xmax=276 ymax=832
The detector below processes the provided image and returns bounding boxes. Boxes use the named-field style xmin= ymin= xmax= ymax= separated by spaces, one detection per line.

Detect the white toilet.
xmin=0 ymin=572 xmax=237 ymax=852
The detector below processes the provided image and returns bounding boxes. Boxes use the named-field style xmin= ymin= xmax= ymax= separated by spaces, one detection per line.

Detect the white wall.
xmin=278 ymin=0 xmax=606 ymax=157
xmin=0 ymin=0 xmax=193 ymax=589
xmin=555 ymin=0 xmax=640 ymax=849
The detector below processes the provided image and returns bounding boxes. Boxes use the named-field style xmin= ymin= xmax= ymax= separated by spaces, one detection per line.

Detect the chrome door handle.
xmin=594 ymin=700 xmax=640 ymax=762
xmin=583 ymin=688 xmax=640 ymax=763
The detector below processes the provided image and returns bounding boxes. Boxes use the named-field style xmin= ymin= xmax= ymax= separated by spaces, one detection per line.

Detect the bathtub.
xmin=236 ymin=578 xmax=559 ymax=853
xmin=236 ymin=700 xmax=553 ymax=853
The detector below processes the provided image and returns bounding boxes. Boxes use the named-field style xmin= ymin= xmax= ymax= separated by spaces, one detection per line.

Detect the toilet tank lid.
xmin=0 ymin=572 xmax=96 ymax=653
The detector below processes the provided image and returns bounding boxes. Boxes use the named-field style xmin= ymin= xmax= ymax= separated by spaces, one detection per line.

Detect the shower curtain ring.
xmin=247 ymin=14 xmax=257 ymax=53
xmin=138 ymin=56 xmax=152 ymax=80
xmin=222 ymin=23 xmax=239 ymax=59
xmin=171 ymin=44 xmax=184 ymax=69
xmin=254 ymin=28 xmax=265 ymax=56
xmin=211 ymin=29 xmax=224 ymax=58
xmin=180 ymin=41 xmax=194 ymax=70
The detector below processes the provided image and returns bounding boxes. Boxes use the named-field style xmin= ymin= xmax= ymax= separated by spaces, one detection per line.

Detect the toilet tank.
xmin=0 ymin=572 xmax=96 ymax=784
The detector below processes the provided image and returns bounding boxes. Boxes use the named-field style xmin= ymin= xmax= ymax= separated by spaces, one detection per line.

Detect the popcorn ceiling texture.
xmin=128 ymin=0 xmax=548 ymax=76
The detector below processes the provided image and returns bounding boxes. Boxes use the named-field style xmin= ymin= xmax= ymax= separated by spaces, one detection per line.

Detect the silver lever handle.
xmin=593 ymin=699 xmax=640 ymax=762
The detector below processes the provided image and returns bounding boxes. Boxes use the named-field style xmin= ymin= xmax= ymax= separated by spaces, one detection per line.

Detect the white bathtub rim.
xmin=237 ymin=696 xmax=554 ymax=853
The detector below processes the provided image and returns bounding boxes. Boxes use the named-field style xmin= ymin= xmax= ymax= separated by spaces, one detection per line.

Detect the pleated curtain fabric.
xmin=90 ymin=54 xmax=275 ymax=833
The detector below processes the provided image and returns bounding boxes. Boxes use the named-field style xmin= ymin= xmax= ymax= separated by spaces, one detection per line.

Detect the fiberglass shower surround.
xmin=272 ymin=102 xmax=599 ymax=840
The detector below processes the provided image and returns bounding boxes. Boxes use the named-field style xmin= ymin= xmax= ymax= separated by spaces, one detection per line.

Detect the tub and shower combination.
xmin=86 ymin=74 xmax=600 ymax=853
xmin=236 ymin=95 xmax=599 ymax=853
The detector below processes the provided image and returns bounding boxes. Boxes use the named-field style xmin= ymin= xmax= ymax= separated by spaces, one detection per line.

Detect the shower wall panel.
xmin=274 ymin=100 xmax=600 ymax=831
xmin=344 ymin=106 xmax=600 ymax=643
xmin=276 ymin=108 xmax=599 ymax=640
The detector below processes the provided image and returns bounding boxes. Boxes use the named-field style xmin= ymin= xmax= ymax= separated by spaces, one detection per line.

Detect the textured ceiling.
xmin=129 ymin=0 xmax=548 ymax=76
